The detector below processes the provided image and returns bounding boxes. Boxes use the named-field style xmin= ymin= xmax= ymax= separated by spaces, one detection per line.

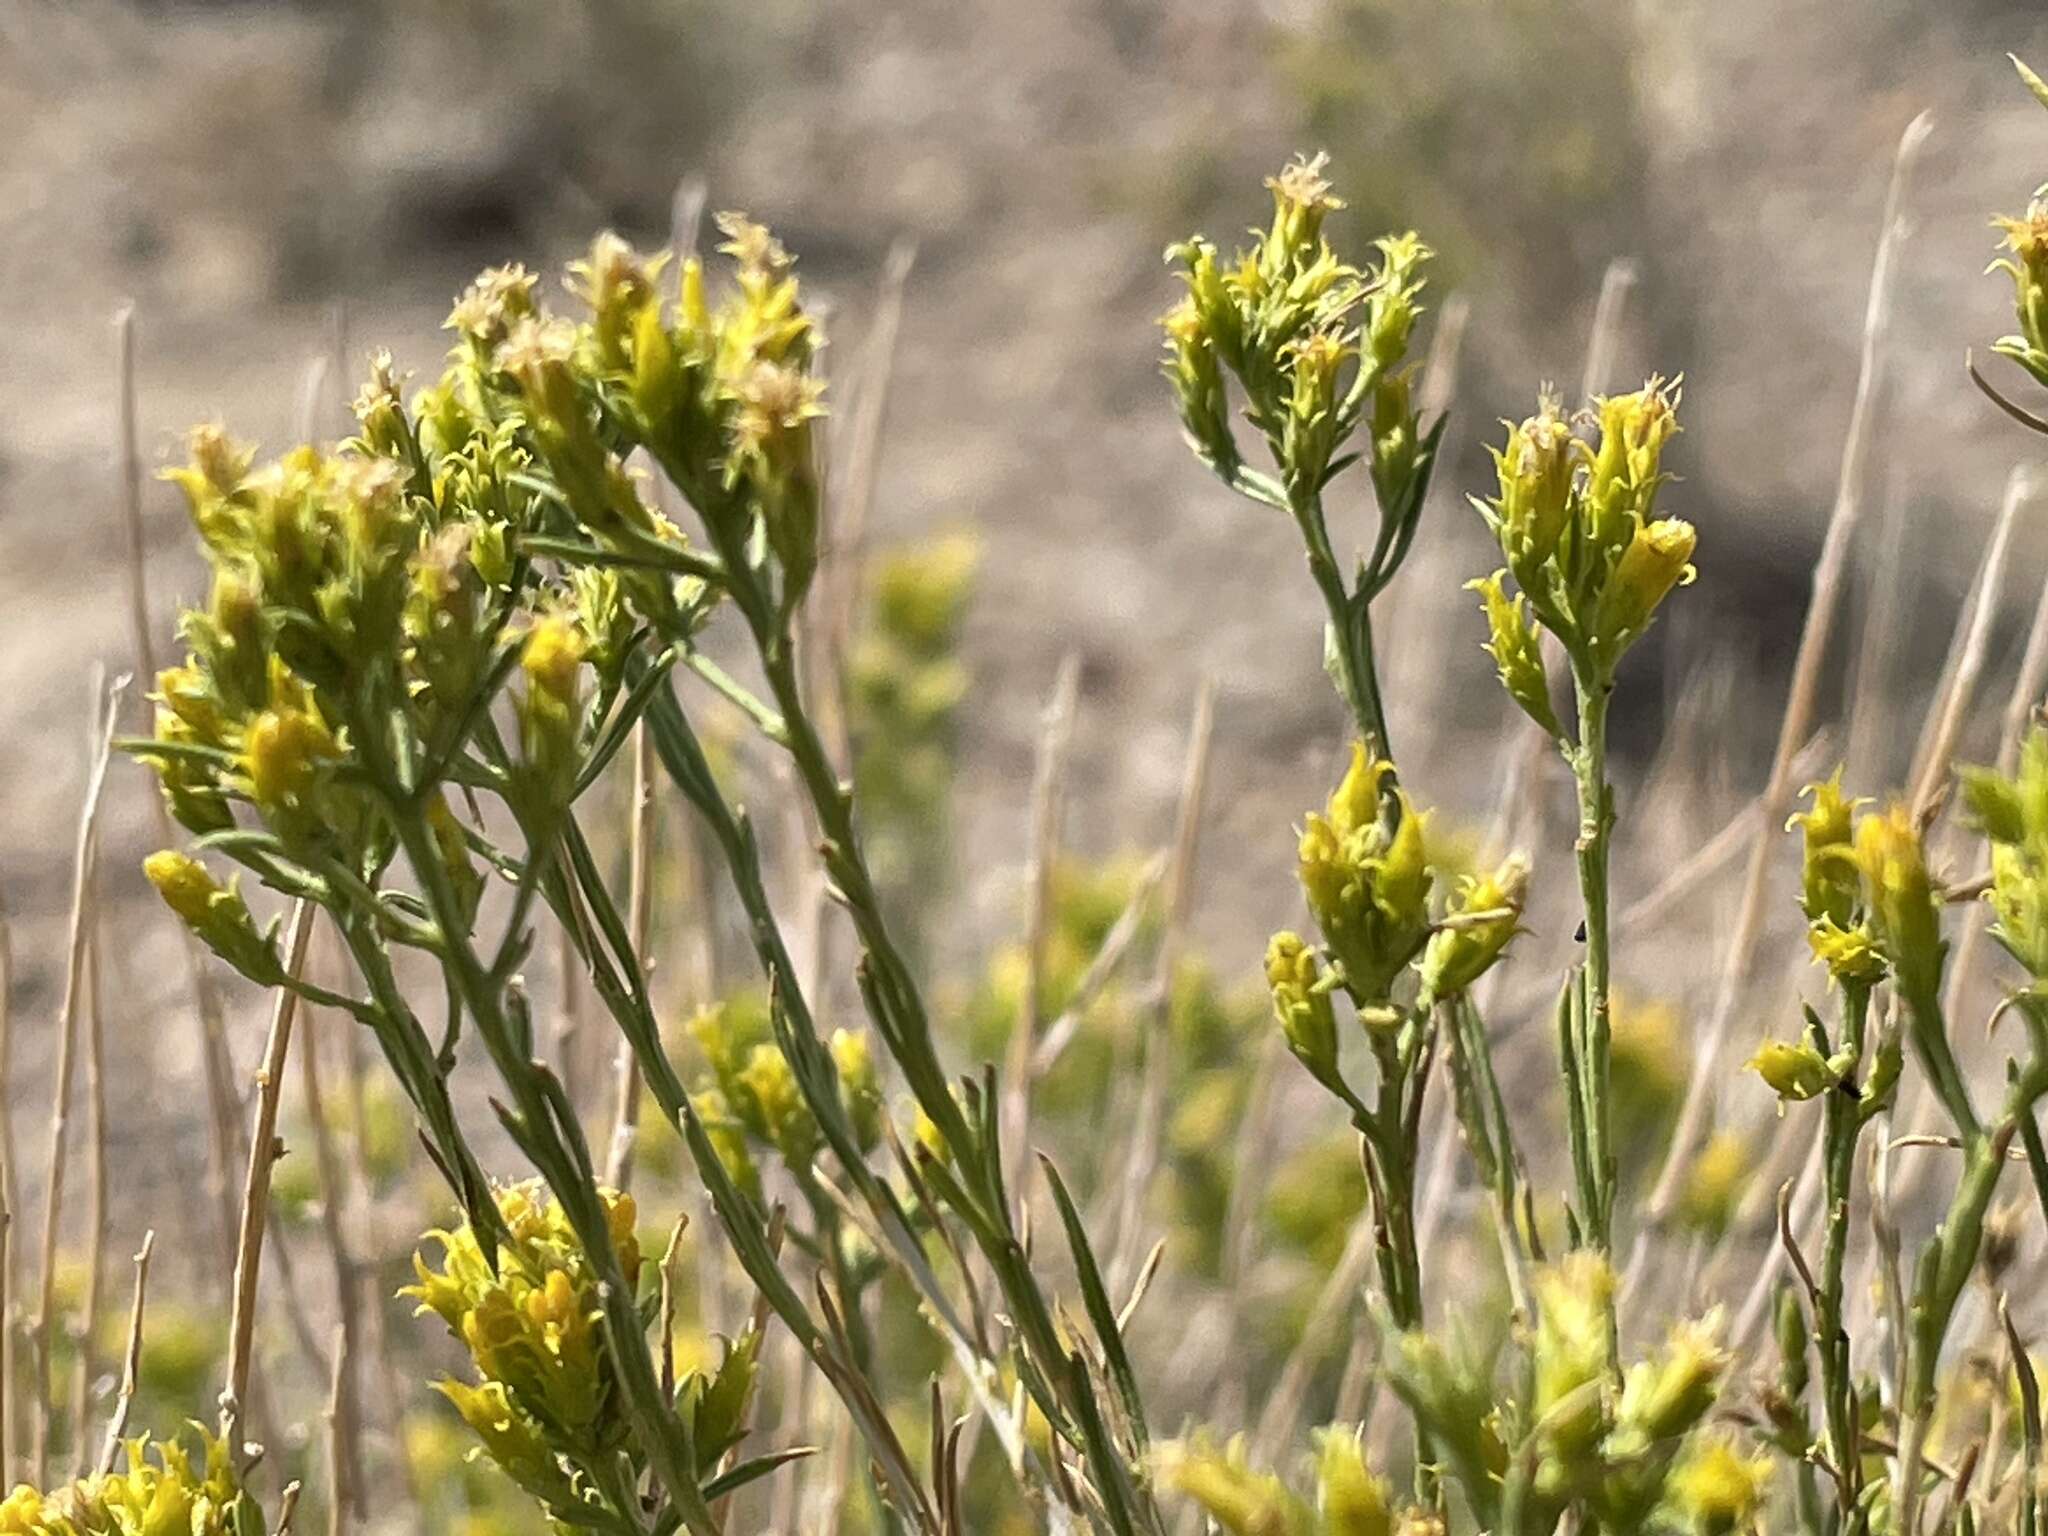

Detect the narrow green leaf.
xmin=1038 ymin=1154 xmax=1150 ymax=1453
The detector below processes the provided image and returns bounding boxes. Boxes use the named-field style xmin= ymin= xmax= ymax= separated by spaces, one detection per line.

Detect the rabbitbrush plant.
xmin=10 ymin=43 xmax=2033 ymax=1536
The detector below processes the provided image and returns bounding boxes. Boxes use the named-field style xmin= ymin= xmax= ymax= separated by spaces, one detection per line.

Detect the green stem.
xmin=1567 ymin=659 xmax=1615 ymax=1256
xmin=794 ymin=1172 xmax=901 ymax=1536
xmin=1894 ymin=996 xmax=2048 ymax=1534
xmin=1290 ymin=492 xmax=1390 ymax=763
xmin=1816 ymin=981 xmax=1872 ymax=1520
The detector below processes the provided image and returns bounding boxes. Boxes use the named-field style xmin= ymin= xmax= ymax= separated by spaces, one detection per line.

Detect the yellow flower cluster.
xmin=1471 ymin=379 xmax=1694 ymax=694
xmin=1160 ymin=154 xmax=1433 ymax=510
xmin=406 ymin=1181 xmax=642 ymax=1504
xmin=1296 ymin=745 xmax=1431 ymax=1005
xmin=1155 ymin=1424 xmax=1405 ymax=1536
xmin=0 ymin=1435 xmax=243 ymax=1536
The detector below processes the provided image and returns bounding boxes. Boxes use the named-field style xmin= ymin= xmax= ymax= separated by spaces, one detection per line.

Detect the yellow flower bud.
xmin=911 ymin=1102 xmax=952 ymax=1167
xmin=1746 ymin=1040 xmax=1834 ymax=1103
xmin=1615 ymin=1312 xmax=1728 ymax=1446
xmin=1155 ymin=1435 xmax=1312 ymax=1536
xmin=143 ymin=851 xmax=282 ymax=986
xmin=1468 ymin=571 xmax=1561 ymax=738
xmin=1485 ymin=398 xmax=1575 ymax=587
xmin=1160 ymin=294 xmax=1239 ymax=479
xmin=1418 ymin=854 xmax=1528 ymax=1002
xmin=1584 ymin=376 xmax=1681 ymax=545
xmin=350 ymin=350 xmax=408 ymax=458
xmin=1298 ymin=765 xmax=1434 ymax=1005
xmin=1281 ymin=326 xmax=1354 ymax=488
xmin=567 ymin=231 xmax=669 ymax=368
xmin=1267 ymin=931 xmax=1341 ymax=1092
xmin=830 ymin=1028 xmax=883 ymax=1153
xmin=1852 ymin=802 xmax=1943 ymax=1000
xmin=736 ymin=1043 xmax=818 ymax=1167
xmin=143 ymin=850 xmax=221 ymax=930
xmin=1787 ymin=770 xmax=1865 ymax=929
xmin=1594 ymin=516 xmax=1696 ymax=652
xmin=1314 ymin=1426 xmax=1392 ymax=1536
xmin=1677 ymin=1131 xmax=1750 ymax=1241
xmin=521 ymin=614 xmax=587 ymax=703
xmin=1364 ymin=233 xmax=1430 ymax=372
xmin=1805 ymin=916 xmax=1887 ymax=987
xmin=1959 ymin=729 xmax=2048 ymax=982
xmin=1667 ymin=1436 xmax=1770 ymax=1536
xmin=1532 ymin=1253 xmax=1615 ymax=1449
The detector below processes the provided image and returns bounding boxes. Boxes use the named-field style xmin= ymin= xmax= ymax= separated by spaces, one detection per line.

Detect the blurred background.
xmin=6 ymin=0 xmax=2048 ymax=1523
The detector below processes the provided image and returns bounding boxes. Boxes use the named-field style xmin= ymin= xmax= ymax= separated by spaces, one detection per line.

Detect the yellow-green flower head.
xmin=0 ymin=1432 xmax=244 ymax=1536
xmin=1616 ymin=1312 xmax=1728 ymax=1447
xmin=405 ymin=1181 xmax=641 ymax=1459
xmin=1532 ymin=1254 xmax=1615 ymax=1441
xmin=567 ymin=231 xmax=670 ymax=364
xmin=521 ymin=613 xmax=587 ymax=705
xmin=1962 ymin=729 xmax=2048 ymax=983
xmin=1154 ymin=1434 xmax=1314 ymax=1536
xmin=1297 ymin=747 xmax=1433 ymax=1003
xmin=1805 ymin=916 xmax=1887 ymax=986
xmin=143 ymin=849 xmax=226 ymax=931
xmin=434 ymin=1378 xmax=578 ymax=1510
xmin=143 ymin=850 xmax=283 ymax=986
xmin=1264 ymin=151 xmax=1345 ymax=269
xmin=722 ymin=343 xmax=825 ymax=602
xmin=1594 ymin=516 xmax=1697 ymax=652
xmin=494 ymin=313 xmax=581 ymax=412
xmin=1285 ymin=327 xmax=1352 ymax=434
xmin=1666 ymin=1435 xmax=1770 ymax=1535
xmin=167 ymin=421 xmax=253 ymax=505
xmin=350 ymin=349 xmax=408 ymax=458
xmin=1364 ymin=232 xmax=1431 ymax=372
xmin=1468 ymin=571 xmax=1561 ymax=738
xmin=1851 ymin=802 xmax=1944 ymax=999
xmin=1159 ymin=290 xmax=1239 ymax=477
xmin=1487 ymin=395 xmax=1575 ymax=584
xmin=736 ymin=1041 xmax=819 ymax=1167
xmin=1267 ymin=930 xmax=1341 ymax=1091
xmin=151 ymin=659 xmax=222 ymax=741
xmin=1585 ymin=375 xmax=1682 ymax=536
xmin=1370 ymin=366 xmax=1418 ymax=486
xmin=1992 ymin=200 xmax=2048 ymax=385
xmin=242 ymin=697 xmax=340 ymax=814
xmin=162 ymin=426 xmax=257 ymax=562
xmin=710 ymin=213 xmax=815 ymax=379
xmin=330 ymin=452 xmax=408 ymax=562
xmin=1313 ymin=1425 xmax=1392 ymax=1536
xmin=691 ymin=1087 xmax=762 ymax=1203
xmin=716 ymin=211 xmax=793 ymax=283
xmin=872 ymin=534 xmax=978 ymax=653
xmin=830 ymin=1028 xmax=884 ymax=1153
xmin=1788 ymin=770 xmax=1866 ymax=928
xmin=1418 ymin=853 xmax=1529 ymax=1002
xmin=1746 ymin=1039 xmax=1834 ymax=1103
xmin=1677 ymin=1131 xmax=1751 ymax=1242
xmin=447 ymin=263 xmax=539 ymax=350
xmin=1995 ymin=202 xmax=2048 ymax=282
